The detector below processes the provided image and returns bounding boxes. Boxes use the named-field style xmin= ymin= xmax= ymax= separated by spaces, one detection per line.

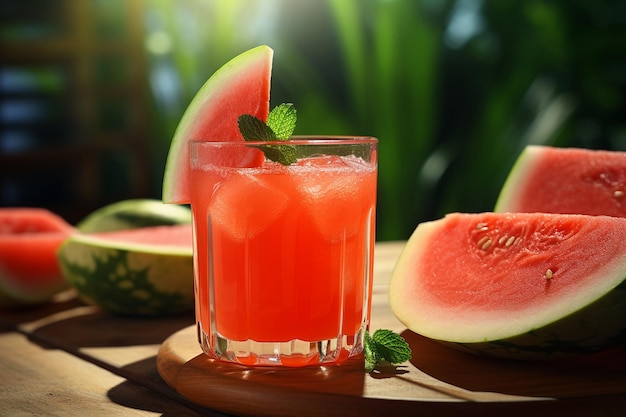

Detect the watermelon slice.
xmin=389 ymin=212 xmax=626 ymax=359
xmin=0 ymin=208 xmax=76 ymax=306
xmin=57 ymin=224 xmax=193 ymax=316
xmin=495 ymin=146 xmax=626 ymax=217
xmin=162 ymin=45 xmax=273 ymax=204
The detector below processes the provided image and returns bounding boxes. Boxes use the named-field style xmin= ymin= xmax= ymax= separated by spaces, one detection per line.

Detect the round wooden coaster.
xmin=156 ymin=325 xmax=626 ymax=417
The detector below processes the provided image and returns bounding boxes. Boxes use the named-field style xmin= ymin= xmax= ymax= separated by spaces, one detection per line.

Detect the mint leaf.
xmin=237 ymin=103 xmax=298 ymax=165
xmin=238 ymin=114 xmax=276 ymax=141
xmin=372 ymin=329 xmax=412 ymax=364
xmin=258 ymin=144 xmax=297 ymax=166
xmin=364 ymin=330 xmax=381 ymax=372
xmin=364 ymin=329 xmax=412 ymax=372
xmin=267 ymin=103 xmax=297 ymax=139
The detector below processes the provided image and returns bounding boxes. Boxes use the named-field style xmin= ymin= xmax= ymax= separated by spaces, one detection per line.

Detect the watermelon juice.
xmin=189 ymin=137 xmax=378 ymax=366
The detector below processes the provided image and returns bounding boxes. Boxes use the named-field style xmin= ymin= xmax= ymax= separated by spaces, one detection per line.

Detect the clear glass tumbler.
xmin=189 ymin=136 xmax=378 ymax=366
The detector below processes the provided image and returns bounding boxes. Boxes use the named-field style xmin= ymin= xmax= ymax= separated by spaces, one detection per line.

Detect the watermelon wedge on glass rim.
xmin=162 ymin=45 xmax=273 ymax=204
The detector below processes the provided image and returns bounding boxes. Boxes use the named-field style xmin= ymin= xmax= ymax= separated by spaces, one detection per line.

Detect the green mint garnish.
xmin=364 ymin=329 xmax=412 ymax=373
xmin=238 ymin=103 xmax=297 ymax=165
xmin=237 ymin=114 xmax=275 ymax=141
xmin=364 ymin=331 xmax=381 ymax=372
xmin=267 ymin=102 xmax=297 ymax=139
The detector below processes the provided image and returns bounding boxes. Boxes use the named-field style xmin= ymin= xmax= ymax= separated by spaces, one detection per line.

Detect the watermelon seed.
xmin=498 ymin=235 xmax=508 ymax=245
xmin=478 ymin=237 xmax=493 ymax=250
xmin=614 ymin=190 xmax=624 ymax=198
xmin=475 ymin=222 xmax=489 ymax=231
xmin=505 ymin=236 xmax=516 ymax=247
xmin=545 ymin=269 xmax=554 ymax=279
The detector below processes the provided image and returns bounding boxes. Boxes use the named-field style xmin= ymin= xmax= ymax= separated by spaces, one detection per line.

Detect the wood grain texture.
xmin=0 ymin=331 xmax=200 ymax=417
xmin=157 ymin=241 xmax=626 ymax=417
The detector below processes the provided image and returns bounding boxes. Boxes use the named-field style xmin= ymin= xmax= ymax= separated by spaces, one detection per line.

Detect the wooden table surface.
xmin=1 ymin=241 xmax=625 ymax=417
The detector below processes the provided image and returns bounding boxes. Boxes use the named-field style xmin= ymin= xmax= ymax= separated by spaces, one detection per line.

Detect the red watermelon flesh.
xmin=389 ymin=212 xmax=626 ymax=358
xmin=90 ymin=224 xmax=192 ymax=250
xmin=0 ymin=208 xmax=76 ymax=305
xmin=495 ymin=146 xmax=626 ymax=217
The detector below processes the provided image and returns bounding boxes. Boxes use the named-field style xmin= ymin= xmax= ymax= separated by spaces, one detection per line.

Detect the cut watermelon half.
xmin=0 ymin=208 xmax=76 ymax=306
xmin=58 ymin=224 xmax=193 ymax=316
xmin=495 ymin=145 xmax=626 ymax=217
xmin=162 ymin=45 xmax=273 ymax=204
xmin=389 ymin=212 xmax=626 ymax=359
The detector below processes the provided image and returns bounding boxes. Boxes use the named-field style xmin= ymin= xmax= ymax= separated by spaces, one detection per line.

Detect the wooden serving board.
xmin=156 ymin=242 xmax=626 ymax=416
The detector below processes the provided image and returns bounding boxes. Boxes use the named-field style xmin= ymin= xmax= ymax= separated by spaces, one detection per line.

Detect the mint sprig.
xmin=364 ymin=329 xmax=412 ymax=372
xmin=238 ymin=103 xmax=297 ymax=165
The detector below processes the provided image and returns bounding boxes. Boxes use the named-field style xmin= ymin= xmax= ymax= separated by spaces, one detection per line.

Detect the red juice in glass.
xmin=190 ymin=137 xmax=377 ymax=366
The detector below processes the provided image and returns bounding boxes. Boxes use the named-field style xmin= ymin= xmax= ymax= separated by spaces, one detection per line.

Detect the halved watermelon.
xmin=162 ymin=45 xmax=273 ymax=204
xmin=0 ymin=208 xmax=76 ymax=306
xmin=389 ymin=212 xmax=626 ymax=359
xmin=495 ymin=146 xmax=626 ymax=217
xmin=57 ymin=224 xmax=193 ymax=316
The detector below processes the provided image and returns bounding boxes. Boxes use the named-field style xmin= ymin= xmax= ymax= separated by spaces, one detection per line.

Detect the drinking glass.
xmin=189 ymin=136 xmax=378 ymax=366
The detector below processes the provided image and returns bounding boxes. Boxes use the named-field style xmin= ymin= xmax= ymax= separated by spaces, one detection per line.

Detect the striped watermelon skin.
xmin=58 ymin=225 xmax=193 ymax=316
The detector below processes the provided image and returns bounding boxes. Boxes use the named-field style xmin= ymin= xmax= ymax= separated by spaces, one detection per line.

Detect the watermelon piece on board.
xmin=0 ymin=208 xmax=76 ymax=306
xmin=162 ymin=45 xmax=273 ymax=204
xmin=58 ymin=224 xmax=193 ymax=316
xmin=495 ymin=146 xmax=626 ymax=217
xmin=389 ymin=212 xmax=626 ymax=360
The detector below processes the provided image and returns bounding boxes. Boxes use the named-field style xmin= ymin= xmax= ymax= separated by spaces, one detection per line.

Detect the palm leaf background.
xmin=145 ymin=0 xmax=626 ymax=240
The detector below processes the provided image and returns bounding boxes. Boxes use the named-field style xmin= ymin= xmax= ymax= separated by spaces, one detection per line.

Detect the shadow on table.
xmin=108 ymin=356 xmax=232 ymax=417
xmin=24 ymin=302 xmax=194 ymax=348
xmin=0 ymin=290 xmax=85 ymax=332
xmin=403 ymin=329 xmax=626 ymax=404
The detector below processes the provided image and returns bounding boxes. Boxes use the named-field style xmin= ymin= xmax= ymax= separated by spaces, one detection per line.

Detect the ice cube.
xmin=295 ymin=162 xmax=373 ymax=242
xmin=209 ymin=172 xmax=290 ymax=240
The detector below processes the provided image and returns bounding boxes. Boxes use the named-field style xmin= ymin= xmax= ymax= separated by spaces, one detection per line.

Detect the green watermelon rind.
xmin=493 ymin=146 xmax=537 ymax=213
xmin=77 ymin=199 xmax=191 ymax=233
xmin=58 ymin=234 xmax=193 ymax=316
xmin=444 ymin=280 xmax=626 ymax=360
xmin=162 ymin=45 xmax=273 ymax=204
xmin=0 ymin=284 xmax=68 ymax=307
xmin=0 ymin=279 xmax=69 ymax=307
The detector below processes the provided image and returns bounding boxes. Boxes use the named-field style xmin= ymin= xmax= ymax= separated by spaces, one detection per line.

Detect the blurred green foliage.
xmin=144 ymin=0 xmax=626 ymax=240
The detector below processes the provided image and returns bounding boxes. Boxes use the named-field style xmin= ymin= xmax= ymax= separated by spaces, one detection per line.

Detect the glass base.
xmin=197 ymin=322 xmax=365 ymax=367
